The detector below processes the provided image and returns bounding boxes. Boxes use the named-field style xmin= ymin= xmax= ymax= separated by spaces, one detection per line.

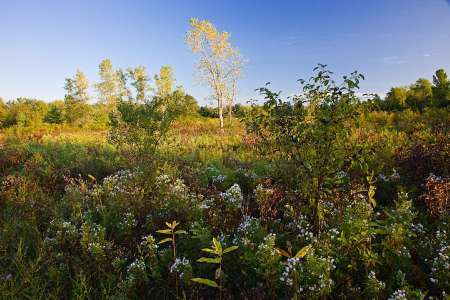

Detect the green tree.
xmin=432 ymin=69 xmax=450 ymax=108
xmin=406 ymin=78 xmax=432 ymax=112
xmin=3 ymin=98 xmax=48 ymax=128
xmin=155 ymin=66 xmax=175 ymax=97
xmin=245 ymin=65 xmax=364 ymax=231
xmin=96 ymin=59 xmax=120 ymax=107
xmin=44 ymin=100 xmax=65 ymax=124
xmin=0 ymin=97 xmax=7 ymax=127
xmin=385 ymin=87 xmax=408 ymax=111
xmin=108 ymin=74 xmax=186 ymax=160
xmin=128 ymin=66 xmax=151 ymax=102
xmin=183 ymin=94 xmax=199 ymax=115
xmin=64 ymin=70 xmax=90 ymax=126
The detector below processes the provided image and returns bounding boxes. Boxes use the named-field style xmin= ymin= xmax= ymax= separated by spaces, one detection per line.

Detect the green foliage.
xmin=108 ymin=89 xmax=188 ymax=158
xmin=64 ymin=70 xmax=90 ymax=126
xmin=191 ymin=238 xmax=238 ymax=299
xmin=96 ymin=59 xmax=122 ymax=107
xmin=0 ymin=97 xmax=7 ymax=127
xmin=245 ymin=64 xmax=364 ymax=231
xmin=44 ymin=101 xmax=65 ymax=124
xmin=432 ymin=69 xmax=450 ymax=108
xmin=1 ymin=64 xmax=449 ymax=299
xmin=368 ymin=68 xmax=450 ymax=112
xmin=3 ymin=98 xmax=48 ymax=128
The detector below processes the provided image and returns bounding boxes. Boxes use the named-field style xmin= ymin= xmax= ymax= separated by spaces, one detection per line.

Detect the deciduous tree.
xmin=432 ymin=69 xmax=450 ymax=108
xmin=64 ymin=70 xmax=90 ymax=126
xmin=96 ymin=59 xmax=120 ymax=108
xmin=186 ymin=18 xmax=243 ymax=129
xmin=155 ymin=66 xmax=175 ymax=97
xmin=128 ymin=66 xmax=151 ymax=102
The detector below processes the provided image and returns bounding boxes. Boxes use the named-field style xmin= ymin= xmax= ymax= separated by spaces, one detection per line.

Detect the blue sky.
xmin=1 ymin=0 xmax=450 ymax=104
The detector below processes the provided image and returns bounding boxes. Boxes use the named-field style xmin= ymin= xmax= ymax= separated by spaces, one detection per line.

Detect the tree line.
xmin=0 ymin=60 xmax=200 ymax=129
xmin=366 ymin=69 xmax=450 ymax=112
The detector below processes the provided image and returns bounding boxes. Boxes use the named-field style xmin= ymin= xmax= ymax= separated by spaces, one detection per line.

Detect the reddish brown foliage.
xmin=420 ymin=174 xmax=450 ymax=218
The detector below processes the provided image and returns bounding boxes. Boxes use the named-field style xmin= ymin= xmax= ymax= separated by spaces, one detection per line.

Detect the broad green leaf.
xmin=175 ymin=230 xmax=187 ymax=235
xmin=294 ymin=244 xmax=312 ymax=258
xmin=191 ymin=278 xmax=218 ymax=288
xmin=201 ymin=248 xmax=216 ymax=254
xmin=223 ymin=245 xmax=238 ymax=254
xmin=276 ymin=247 xmax=291 ymax=258
xmin=212 ymin=238 xmax=222 ymax=254
xmin=197 ymin=257 xmax=221 ymax=264
xmin=156 ymin=229 xmax=172 ymax=234
xmin=158 ymin=237 xmax=172 ymax=244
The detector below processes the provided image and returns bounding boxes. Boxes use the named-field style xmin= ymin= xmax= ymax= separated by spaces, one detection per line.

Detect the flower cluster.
xmin=140 ymin=234 xmax=158 ymax=258
xmin=212 ymin=174 xmax=226 ymax=184
xmin=387 ymin=289 xmax=407 ymax=300
xmin=428 ymin=226 xmax=450 ymax=289
xmin=280 ymin=257 xmax=301 ymax=287
xmin=170 ymin=257 xmax=192 ymax=280
xmin=203 ymin=165 xmax=226 ymax=185
xmin=378 ymin=168 xmax=401 ymax=182
xmin=233 ymin=216 xmax=261 ymax=247
xmin=280 ymin=254 xmax=335 ymax=298
xmin=221 ymin=183 xmax=243 ymax=208
xmin=364 ymin=270 xmax=386 ymax=298
xmin=126 ymin=258 xmax=147 ymax=285
xmin=117 ymin=211 xmax=137 ymax=232
xmin=257 ymin=233 xmax=279 ymax=259
xmin=80 ymin=222 xmax=108 ymax=258
xmin=102 ymin=169 xmax=142 ymax=198
xmin=291 ymin=213 xmax=315 ymax=243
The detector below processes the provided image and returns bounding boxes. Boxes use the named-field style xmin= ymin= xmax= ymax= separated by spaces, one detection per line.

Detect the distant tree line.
xmin=0 ymin=59 xmax=200 ymax=129
xmin=365 ymin=69 xmax=450 ymax=112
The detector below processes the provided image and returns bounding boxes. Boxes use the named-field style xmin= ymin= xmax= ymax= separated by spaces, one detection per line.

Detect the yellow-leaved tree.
xmin=186 ymin=18 xmax=243 ymax=129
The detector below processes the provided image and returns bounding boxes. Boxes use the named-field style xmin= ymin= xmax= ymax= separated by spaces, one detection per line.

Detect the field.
xmin=1 ymin=82 xmax=449 ymax=300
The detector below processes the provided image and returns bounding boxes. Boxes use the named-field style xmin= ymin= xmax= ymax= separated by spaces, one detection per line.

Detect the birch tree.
xmin=64 ymin=69 xmax=90 ymax=126
xmin=96 ymin=59 xmax=120 ymax=107
xmin=128 ymin=66 xmax=151 ymax=102
xmin=155 ymin=65 xmax=175 ymax=97
xmin=186 ymin=18 xmax=242 ymax=129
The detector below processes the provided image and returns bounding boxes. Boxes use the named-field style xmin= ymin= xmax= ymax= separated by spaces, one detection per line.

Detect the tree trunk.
xmin=218 ymin=98 xmax=224 ymax=131
xmin=219 ymin=105 xmax=224 ymax=130
xmin=228 ymin=103 xmax=232 ymax=126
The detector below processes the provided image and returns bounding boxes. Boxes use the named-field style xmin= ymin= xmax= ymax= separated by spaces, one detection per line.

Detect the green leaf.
xmin=276 ymin=247 xmax=291 ymax=258
xmin=197 ymin=257 xmax=221 ymax=264
xmin=212 ymin=238 xmax=222 ymax=254
xmin=156 ymin=229 xmax=172 ymax=234
xmin=201 ymin=248 xmax=216 ymax=254
xmin=191 ymin=277 xmax=218 ymax=288
xmin=158 ymin=237 xmax=172 ymax=244
xmin=294 ymin=244 xmax=312 ymax=258
xmin=223 ymin=245 xmax=238 ymax=254
xmin=165 ymin=222 xmax=172 ymax=228
xmin=175 ymin=230 xmax=187 ymax=235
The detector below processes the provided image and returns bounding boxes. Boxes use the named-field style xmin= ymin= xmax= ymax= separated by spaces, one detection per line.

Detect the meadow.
xmin=0 ymin=64 xmax=449 ymax=300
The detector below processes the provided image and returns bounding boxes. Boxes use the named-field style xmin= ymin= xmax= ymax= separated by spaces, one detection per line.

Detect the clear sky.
xmin=2 ymin=0 xmax=450 ymax=104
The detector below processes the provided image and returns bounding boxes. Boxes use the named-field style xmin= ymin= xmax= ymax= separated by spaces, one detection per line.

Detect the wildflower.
xmin=388 ymin=289 xmax=407 ymax=300
xmin=170 ymin=257 xmax=192 ymax=279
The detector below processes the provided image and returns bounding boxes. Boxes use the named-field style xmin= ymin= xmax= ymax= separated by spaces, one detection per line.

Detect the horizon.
xmin=2 ymin=0 xmax=450 ymax=104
